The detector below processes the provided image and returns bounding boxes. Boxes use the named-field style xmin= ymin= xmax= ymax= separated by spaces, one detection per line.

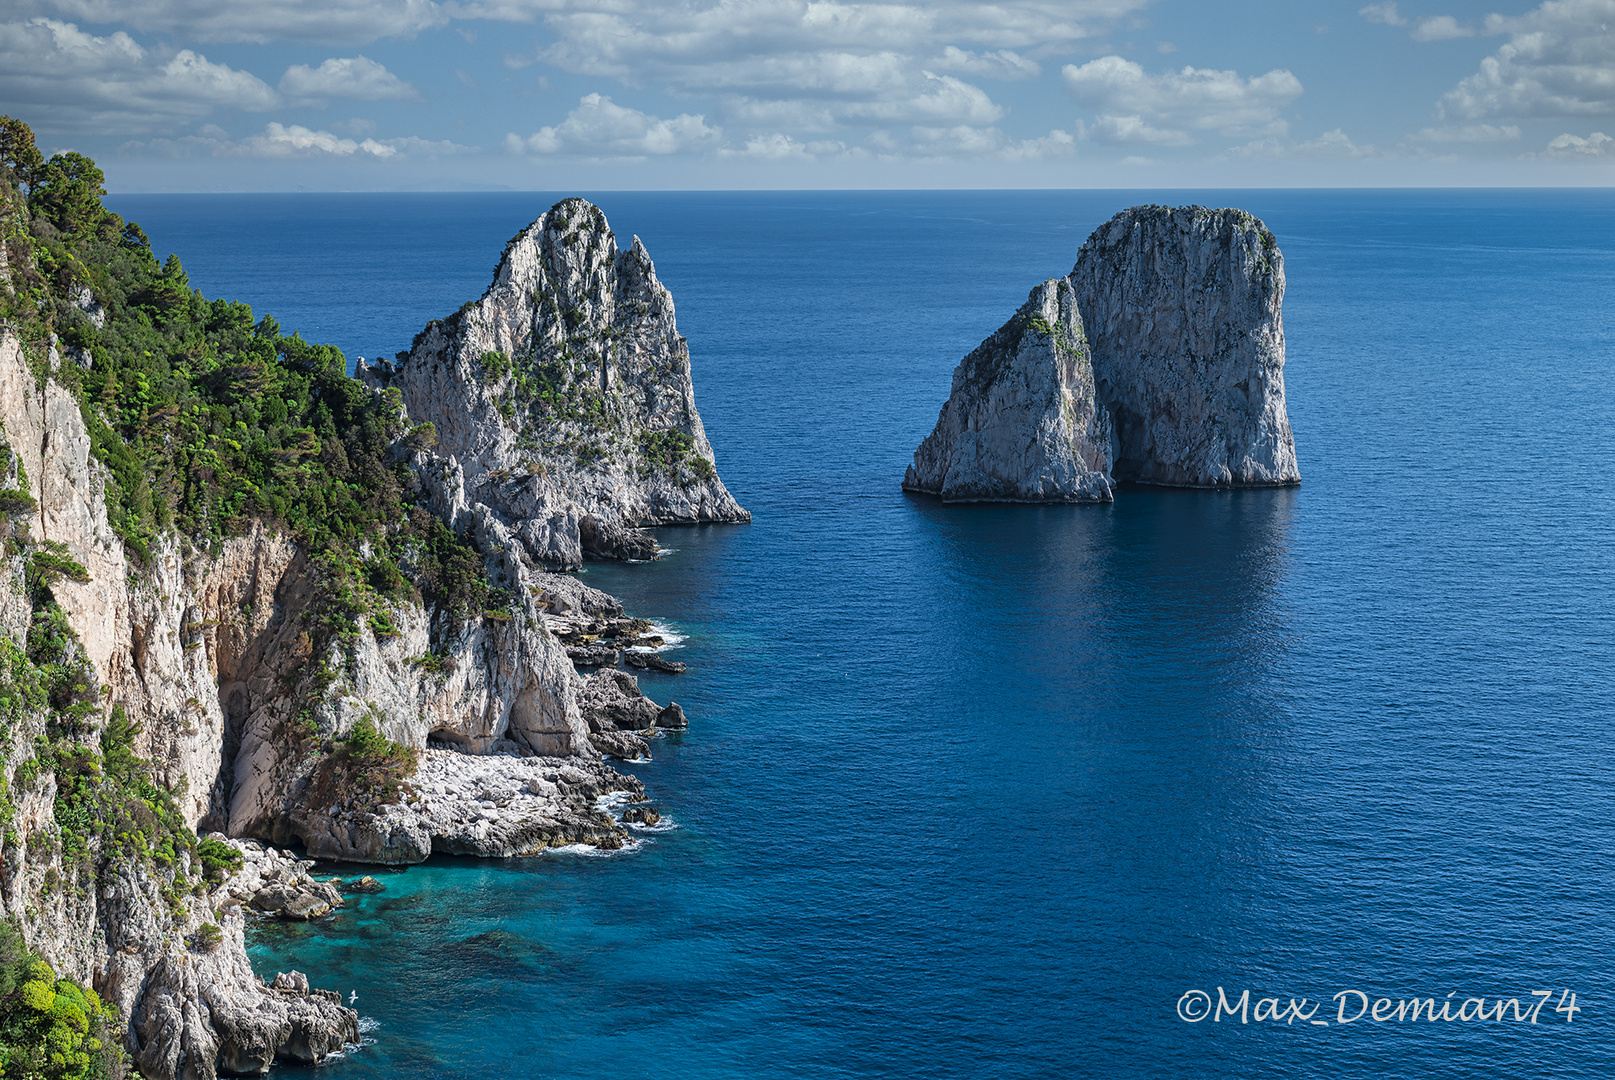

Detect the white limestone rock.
xmin=1069 ymin=205 xmax=1300 ymax=487
xmin=359 ymin=197 xmax=749 ymax=569
xmin=904 ymin=278 xmax=1114 ymax=503
xmin=211 ymin=838 xmax=344 ymax=920
xmin=408 ymin=748 xmax=636 ymax=856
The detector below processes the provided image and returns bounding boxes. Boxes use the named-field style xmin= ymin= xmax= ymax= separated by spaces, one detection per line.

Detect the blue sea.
xmin=107 ymin=190 xmax=1615 ymax=1079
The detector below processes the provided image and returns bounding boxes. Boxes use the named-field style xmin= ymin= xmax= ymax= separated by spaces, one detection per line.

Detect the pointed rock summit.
xmin=361 ymin=198 xmax=748 ymax=568
xmin=906 ymin=205 xmax=1300 ymax=500
xmin=903 ymin=278 xmax=1114 ymax=503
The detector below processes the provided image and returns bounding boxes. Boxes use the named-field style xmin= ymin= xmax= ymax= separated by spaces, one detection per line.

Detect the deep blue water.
xmin=107 ymin=190 xmax=1615 ymax=1078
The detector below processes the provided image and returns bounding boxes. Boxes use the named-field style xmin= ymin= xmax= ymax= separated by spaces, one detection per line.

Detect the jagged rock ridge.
xmin=903 ymin=278 xmax=1113 ymax=503
xmin=359 ymin=197 xmax=749 ymax=568
xmin=906 ymin=205 xmax=1300 ymax=500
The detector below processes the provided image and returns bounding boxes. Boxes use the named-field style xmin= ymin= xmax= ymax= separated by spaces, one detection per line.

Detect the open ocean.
xmin=107 ymin=190 xmax=1615 ymax=1079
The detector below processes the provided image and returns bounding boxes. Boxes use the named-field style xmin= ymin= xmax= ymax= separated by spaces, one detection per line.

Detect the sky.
xmin=2 ymin=0 xmax=1614 ymax=190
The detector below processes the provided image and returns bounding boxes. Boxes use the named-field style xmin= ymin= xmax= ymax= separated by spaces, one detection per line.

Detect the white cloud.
xmin=719 ymin=132 xmax=848 ymax=157
xmin=1361 ymin=4 xmax=1475 ymax=40
xmin=1544 ymin=130 xmax=1615 ymax=155
xmin=839 ymin=71 xmax=1001 ymax=124
xmin=233 ymin=122 xmax=401 ymax=157
xmin=1409 ymin=15 xmax=1473 ymax=40
xmin=505 ymin=93 xmax=721 ymax=155
xmin=1359 ymin=2 xmax=1408 ymax=26
xmin=1440 ymin=0 xmax=1615 ymax=120
xmin=491 ymin=0 xmax=1140 ymax=155
xmin=1062 ymin=55 xmax=1303 ymax=144
xmin=13 ymin=1 xmax=1154 ymax=161
xmin=931 ymin=46 xmax=1039 ymax=80
xmin=1409 ymin=123 xmax=1521 ymax=142
xmin=24 ymin=0 xmax=447 ymax=44
xmin=0 ymin=18 xmax=277 ymax=134
xmin=279 ymin=55 xmax=420 ymax=102
xmin=1229 ymin=129 xmax=1381 ymax=158
xmin=869 ymin=121 xmax=1076 ymax=159
xmin=1001 ymin=127 xmax=1077 ymax=160
xmin=124 ymin=122 xmax=472 ymax=158
xmin=1078 ymin=114 xmax=1191 ymax=145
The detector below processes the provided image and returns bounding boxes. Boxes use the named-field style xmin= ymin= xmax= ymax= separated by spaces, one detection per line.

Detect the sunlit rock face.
xmin=360 ymin=197 xmax=749 ymax=569
xmin=1069 ymin=205 xmax=1300 ymax=488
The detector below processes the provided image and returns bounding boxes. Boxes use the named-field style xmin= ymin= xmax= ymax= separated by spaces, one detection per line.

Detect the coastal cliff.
xmin=906 ymin=205 xmax=1300 ymax=500
xmin=358 ymin=198 xmax=749 ymax=568
xmin=0 ymin=125 xmax=734 ymax=1077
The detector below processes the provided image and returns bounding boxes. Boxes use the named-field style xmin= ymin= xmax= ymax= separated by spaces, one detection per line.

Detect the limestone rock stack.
xmin=1070 ymin=205 xmax=1300 ymax=487
xmin=359 ymin=198 xmax=749 ymax=568
xmin=902 ymin=278 xmax=1113 ymax=503
xmin=906 ymin=204 xmax=1300 ymax=500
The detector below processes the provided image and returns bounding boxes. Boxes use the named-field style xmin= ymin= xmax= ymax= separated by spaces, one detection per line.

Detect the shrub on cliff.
xmin=0 ymin=923 xmax=126 ymax=1079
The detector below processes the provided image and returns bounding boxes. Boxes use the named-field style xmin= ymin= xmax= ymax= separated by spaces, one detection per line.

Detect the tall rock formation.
xmin=902 ymin=279 xmax=1113 ymax=503
xmin=359 ymin=197 xmax=749 ymax=567
xmin=1070 ymin=205 xmax=1300 ymax=487
xmin=905 ymin=204 xmax=1299 ymax=499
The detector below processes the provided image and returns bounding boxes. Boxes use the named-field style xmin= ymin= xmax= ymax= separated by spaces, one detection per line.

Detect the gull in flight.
xmin=349 ymin=990 xmax=358 ymax=1005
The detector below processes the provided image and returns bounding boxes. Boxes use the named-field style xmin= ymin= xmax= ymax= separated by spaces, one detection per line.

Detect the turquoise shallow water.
xmin=110 ymin=190 xmax=1615 ymax=1078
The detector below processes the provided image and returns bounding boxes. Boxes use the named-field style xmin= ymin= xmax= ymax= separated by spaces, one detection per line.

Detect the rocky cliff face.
xmin=903 ymin=278 xmax=1113 ymax=503
xmin=906 ymin=205 xmax=1299 ymax=501
xmin=1070 ymin=205 xmax=1300 ymax=487
xmin=359 ymin=197 xmax=749 ymax=567
xmin=0 ymin=329 xmax=359 ymax=1076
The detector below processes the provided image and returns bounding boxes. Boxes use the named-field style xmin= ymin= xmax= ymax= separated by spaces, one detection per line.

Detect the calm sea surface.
xmin=107 ymin=190 xmax=1615 ymax=1079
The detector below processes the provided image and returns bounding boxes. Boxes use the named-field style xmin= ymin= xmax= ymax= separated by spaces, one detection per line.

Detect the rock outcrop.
xmin=1070 ymin=205 xmax=1300 ymax=487
xmin=906 ymin=205 xmax=1299 ymax=499
xmin=359 ymin=197 xmax=749 ymax=568
xmin=213 ymin=839 xmax=344 ymax=920
xmin=903 ymin=278 xmax=1113 ymax=503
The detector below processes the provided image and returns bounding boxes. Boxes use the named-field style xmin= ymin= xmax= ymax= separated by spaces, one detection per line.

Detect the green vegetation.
xmin=195 ymin=839 xmax=242 ymax=883
xmin=0 ymin=922 xmax=125 ymax=1079
xmin=0 ymin=117 xmax=490 ymax=682
xmin=637 ymin=429 xmax=693 ymax=474
xmin=479 ymin=350 xmax=510 ymax=381
xmin=304 ymin=710 xmax=419 ymax=812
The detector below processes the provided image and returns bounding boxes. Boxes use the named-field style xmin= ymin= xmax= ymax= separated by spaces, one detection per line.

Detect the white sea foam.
xmin=358 ymin=1017 xmax=381 ymax=1034
xmin=624 ymin=622 xmax=685 ymax=652
xmin=545 ymin=839 xmax=642 ymax=857
xmin=626 ymin=817 xmax=677 ymax=833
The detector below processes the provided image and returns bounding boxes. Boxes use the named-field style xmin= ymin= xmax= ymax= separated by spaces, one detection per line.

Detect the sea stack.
xmin=905 ymin=205 xmax=1300 ymax=499
xmin=1071 ymin=205 xmax=1299 ymax=487
xmin=902 ymin=278 xmax=1114 ymax=503
xmin=360 ymin=198 xmax=749 ymax=567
